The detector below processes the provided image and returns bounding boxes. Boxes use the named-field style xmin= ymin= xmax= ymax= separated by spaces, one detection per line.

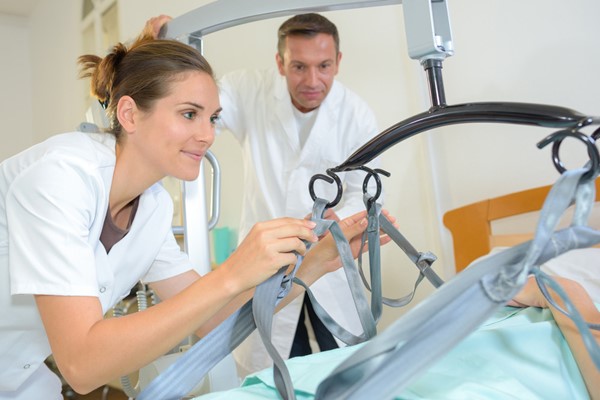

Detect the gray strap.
xmin=299 ymin=193 xmax=443 ymax=347
xmin=255 ymin=197 xmax=377 ymax=400
xmin=364 ymin=198 xmax=383 ymax=322
xmin=379 ymin=214 xmax=444 ymax=288
xmin=291 ymin=198 xmax=377 ymax=346
xmin=357 ymin=195 xmax=443 ymax=316
xmin=292 ymin=278 xmax=372 ymax=346
xmin=137 ymin=301 xmax=255 ymax=400
xmin=316 ymin=168 xmax=600 ymax=400
xmin=253 ymin=265 xmax=297 ymax=400
xmin=138 ymin=252 xmax=299 ymax=399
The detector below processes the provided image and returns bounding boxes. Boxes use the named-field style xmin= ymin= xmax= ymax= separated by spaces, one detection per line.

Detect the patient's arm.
xmin=510 ymin=276 xmax=600 ymax=399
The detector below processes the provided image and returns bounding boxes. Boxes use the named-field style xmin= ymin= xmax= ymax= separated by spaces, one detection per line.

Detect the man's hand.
xmin=140 ymin=15 xmax=172 ymax=40
xmin=308 ymin=209 xmax=397 ymax=273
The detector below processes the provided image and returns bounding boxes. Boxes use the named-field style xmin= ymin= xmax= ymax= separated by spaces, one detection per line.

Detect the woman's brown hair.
xmin=78 ymin=37 xmax=214 ymax=141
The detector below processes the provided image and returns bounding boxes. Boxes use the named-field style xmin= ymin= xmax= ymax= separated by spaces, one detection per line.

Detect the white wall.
xmin=430 ymin=0 xmax=600 ymax=277
xmin=29 ymin=0 xmax=83 ymax=142
xmin=0 ymin=14 xmax=33 ymax=160
xmin=0 ymin=0 xmax=83 ymax=158
xmin=2 ymin=0 xmax=599 ymax=330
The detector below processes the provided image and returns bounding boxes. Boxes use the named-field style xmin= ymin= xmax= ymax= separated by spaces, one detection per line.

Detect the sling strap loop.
xmin=357 ymin=192 xmax=444 ymax=314
xmin=258 ymin=197 xmax=378 ymax=399
xmin=289 ymin=198 xmax=377 ymax=347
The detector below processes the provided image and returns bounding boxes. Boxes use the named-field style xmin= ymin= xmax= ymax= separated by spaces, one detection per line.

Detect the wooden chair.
xmin=443 ymin=178 xmax=600 ymax=273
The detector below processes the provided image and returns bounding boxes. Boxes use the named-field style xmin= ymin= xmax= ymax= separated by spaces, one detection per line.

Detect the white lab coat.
xmin=0 ymin=132 xmax=193 ymax=397
xmin=217 ymin=68 xmax=381 ymax=375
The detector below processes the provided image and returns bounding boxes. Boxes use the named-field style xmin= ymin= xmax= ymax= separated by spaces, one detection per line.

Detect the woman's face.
xmin=130 ymin=71 xmax=221 ymax=182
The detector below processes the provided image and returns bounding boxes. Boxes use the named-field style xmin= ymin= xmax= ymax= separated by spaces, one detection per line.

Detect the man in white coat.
xmin=217 ymin=13 xmax=382 ymax=377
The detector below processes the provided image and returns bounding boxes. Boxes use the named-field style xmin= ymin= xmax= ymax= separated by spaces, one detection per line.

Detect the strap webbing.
xmin=253 ymin=265 xmax=297 ymax=400
xmin=137 ymin=301 xmax=253 ymax=399
xmin=293 ymin=199 xmax=377 ymax=345
xmin=138 ymin=260 xmax=298 ymax=399
xmin=357 ymin=195 xmax=443 ymax=322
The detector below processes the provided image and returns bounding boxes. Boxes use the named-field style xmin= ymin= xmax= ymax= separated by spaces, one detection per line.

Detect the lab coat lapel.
xmin=299 ymin=81 xmax=340 ymax=163
xmin=273 ymin=74 xmax=301 ymax=154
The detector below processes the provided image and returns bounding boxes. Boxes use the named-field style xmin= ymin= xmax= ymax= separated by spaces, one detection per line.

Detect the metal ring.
xmin=362 ymin=170 xmax=382 ymax=203
xmin=537 ymin=129 xmax=600 ymax=180
xmin=308 ymin=169 xmax=343 ymax=209
xmin=358 ymin=166 xmax=391 ymax=180
xmin=360 ymin=167 xmax=390 ymax=208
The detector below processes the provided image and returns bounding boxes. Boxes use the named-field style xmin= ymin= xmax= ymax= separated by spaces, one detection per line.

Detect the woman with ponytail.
xmin=0 ymin=25 xmax=382 ymax=399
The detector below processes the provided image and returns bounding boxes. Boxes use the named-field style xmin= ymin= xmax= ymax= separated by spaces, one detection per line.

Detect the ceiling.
xmin=0 ymin=0 xmax=40 ymax=17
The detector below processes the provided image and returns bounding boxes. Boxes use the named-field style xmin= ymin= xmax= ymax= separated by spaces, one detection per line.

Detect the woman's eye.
xmin=210 ymin=114 xmax=221 ymax=125
xmin=183 ymin=111 xmax=195 ymax=120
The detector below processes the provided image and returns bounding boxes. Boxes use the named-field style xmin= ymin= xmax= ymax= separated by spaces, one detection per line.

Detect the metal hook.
xmin=360 ymin=167 xmax=391 ymax=207
xmin=536 ymin=129 xmax=600 ymax=180
xmin=308 ymin=169 xmax=343 ymax=209
xmin=592 ymin=125 xmax=600 ymax=141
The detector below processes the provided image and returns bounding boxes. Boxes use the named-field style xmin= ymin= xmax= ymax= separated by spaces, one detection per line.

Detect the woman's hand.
xmin=307 ymin=209 xmax=398 ymax=274
xmin=220 ymin=218 xmax=318 ymax=293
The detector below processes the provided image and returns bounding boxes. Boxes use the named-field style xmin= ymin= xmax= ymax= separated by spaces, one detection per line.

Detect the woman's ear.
xmin=116 ymin=95 xmax=137 ymax=133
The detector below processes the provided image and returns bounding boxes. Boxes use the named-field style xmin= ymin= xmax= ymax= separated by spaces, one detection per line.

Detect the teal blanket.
xmin=196 ymin=306 xmax=589 ymax=399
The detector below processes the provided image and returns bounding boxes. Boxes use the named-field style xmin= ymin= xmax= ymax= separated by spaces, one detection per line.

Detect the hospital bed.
xmin=444 ymin=178 xmax=600 ymax=273
xmin=130 ymin=0 xmax=600 ymax=398
xmin=442 ymin=177 xmax=600 ymax=304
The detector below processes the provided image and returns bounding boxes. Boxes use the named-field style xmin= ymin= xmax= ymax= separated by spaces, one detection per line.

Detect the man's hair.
xmin=277 ymin=13 xmax=340 ymax=60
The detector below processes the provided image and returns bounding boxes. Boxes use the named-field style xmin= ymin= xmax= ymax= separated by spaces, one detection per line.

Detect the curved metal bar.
xmin=537 ymin=129 xmax=600 ymax=180
xmin=362 ymin=170 xmax=382 ymax=208
xmin=161 ymin=0 xmax=401 ymax=41
xmin=204 ymin=150 xmax=221 ymax=230
xmin=332 ymin=102 xmax=594 ymax=172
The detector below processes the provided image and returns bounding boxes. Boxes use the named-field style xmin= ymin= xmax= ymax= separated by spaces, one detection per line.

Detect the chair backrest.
xmin=443 ymin=178 xmax=600 ymax=272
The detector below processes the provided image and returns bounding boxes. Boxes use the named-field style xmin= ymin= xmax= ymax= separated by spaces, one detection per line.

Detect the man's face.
xmin=124 ymin=71 xmax=220 ymax=183
xmin=276 ymin=33 xmax=342 ymax=113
